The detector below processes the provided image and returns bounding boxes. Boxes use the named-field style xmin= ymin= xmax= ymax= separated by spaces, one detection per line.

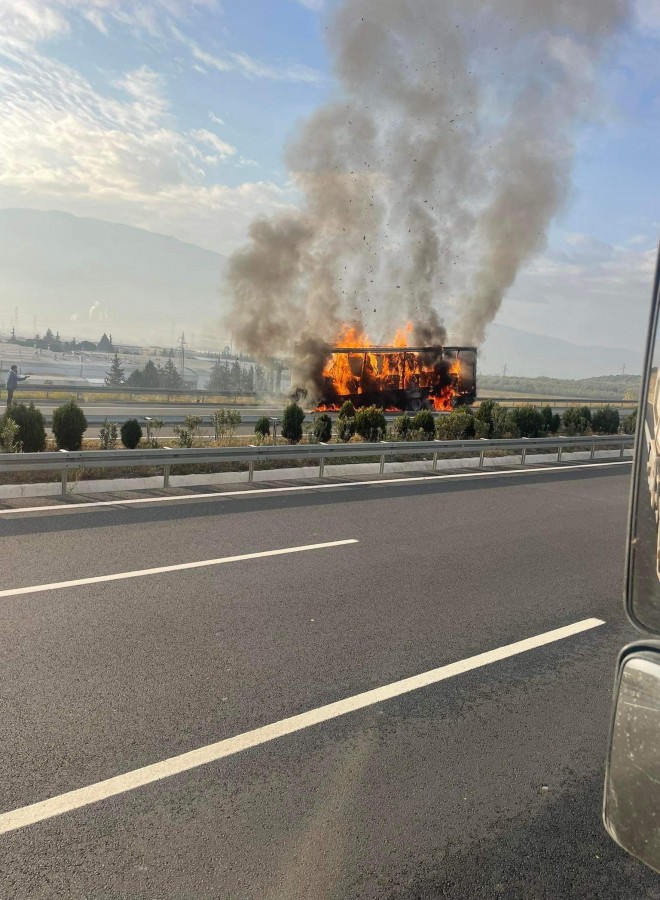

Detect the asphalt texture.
xmin=1 ymin=465 xmax=659 ymax=898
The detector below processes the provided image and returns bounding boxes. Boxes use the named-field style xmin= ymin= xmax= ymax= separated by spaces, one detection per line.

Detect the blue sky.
xmin=0 ymin=0 xmax=659 ymax=352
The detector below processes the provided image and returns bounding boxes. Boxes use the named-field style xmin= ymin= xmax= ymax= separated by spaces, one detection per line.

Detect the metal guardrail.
xmin=0 ymin=435 xmax=634 ymax=495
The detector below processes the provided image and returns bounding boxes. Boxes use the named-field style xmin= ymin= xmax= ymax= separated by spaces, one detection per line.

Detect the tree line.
xmin=8 ymin=328 xmax=115 ymax=354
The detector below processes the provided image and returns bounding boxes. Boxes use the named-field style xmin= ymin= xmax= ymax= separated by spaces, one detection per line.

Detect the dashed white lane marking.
xmin=0 ymin=540 xmax=359 ymax=599
xmin=0 ymin=617 xmax=605 ymax=835
xmin=0 ymin=460 xmax=631 ymax=517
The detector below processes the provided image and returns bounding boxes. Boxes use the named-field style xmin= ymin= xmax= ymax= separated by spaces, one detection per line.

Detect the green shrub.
xmin=5 ymin=401 xmax=46 ymax=452
xmin=174 ymin=426 xmax=194 ymax=448
xmin=540 ymin=405 xmax=561 ymax=435
xmin=337 ymin=416 xmax=356 ymax=442
xmin=99 ymin=418 xmax=118 ymax=450
xmin=622 ymin=409 xmax=637 ymax=435
xmin=212 ymin=409 xmax=242 ymax=443
xmin=281 ymin=402 xmax=306 ymax=443
xmin=0 ymin=417 xmax=21 ymax=452
xmin=592 ymin=406 xmax=620 ymax=435
xmin=411 ymin=410 xmax=435 ymax=440
xmin=393 ymin=413 xmax=413 ymax=441
xmin=355 ymin=405 xmax=387 ymax=442
xmin=563 ymin=406 xmax=592 ymax=435
xmin=313 ymin=413 xmax=332 ymax=443
xmin=436 ymin=408 xmax=475 ymax=440
xmin=474 ymin=418 xmax=490 ymax=439
xmin=338 ymin=400 xmax=356 ymax=420
xmin=51 ymin=399 xmax=88 ymax=450
xmin=508 ymin=404 xmax=544 ymax=438
xmin=121 ymin=418 xmax=143 ymax=449
xmin=476 ymin=399 xmax=498 ymax=437
xmin=255 ymin=416 xmax=271 ymax=438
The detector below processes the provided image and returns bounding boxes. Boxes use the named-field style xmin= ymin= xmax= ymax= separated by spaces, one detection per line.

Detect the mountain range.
xmin=0 ymin=208 xmax=642 ymax=377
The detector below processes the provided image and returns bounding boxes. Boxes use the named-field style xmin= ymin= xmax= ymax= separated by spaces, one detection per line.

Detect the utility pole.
xmin=178 ymin=332 xmax=186 ymax=380
xmin=502 ymin=363 xmax=508 ymax=378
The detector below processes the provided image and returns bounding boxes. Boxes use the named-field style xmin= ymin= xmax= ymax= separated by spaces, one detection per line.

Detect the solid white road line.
xmin=0 ymin=617 xmax=605 ymax=835
xmin=0 ymin=459 xmax=631 ymax=517
xmin=0 ymin=540 xmax=359 ymax=599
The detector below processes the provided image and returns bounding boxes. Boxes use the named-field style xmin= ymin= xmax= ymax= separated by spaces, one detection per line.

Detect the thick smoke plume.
xmin=226 ymin=0 xmax=630 ymax=393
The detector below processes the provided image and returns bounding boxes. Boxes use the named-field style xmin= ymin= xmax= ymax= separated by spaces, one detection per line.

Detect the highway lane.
xmin=1 ymin=467 xmax=658 ymax=898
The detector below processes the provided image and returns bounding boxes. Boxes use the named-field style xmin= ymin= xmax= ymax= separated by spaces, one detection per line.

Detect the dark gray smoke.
xmin=226 ymin=0 xmax=630 ymax=391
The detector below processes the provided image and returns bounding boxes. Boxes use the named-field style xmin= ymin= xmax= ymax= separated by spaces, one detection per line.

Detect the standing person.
xmin=6 ymin=365 xmax=28 ymax=408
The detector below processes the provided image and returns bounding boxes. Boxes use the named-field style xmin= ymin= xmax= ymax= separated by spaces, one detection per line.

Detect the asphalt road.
xmin=1 ymin=465 xmax=658 ymax=898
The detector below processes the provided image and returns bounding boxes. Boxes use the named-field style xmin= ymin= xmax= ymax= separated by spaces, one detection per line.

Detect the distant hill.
xmin=0 ymin=209 xmax=229 ymax=347
xmin=479 ymin=372 xmax=641 ymax=401
xmin=0 ymin=209 xmax=645 ymax=376
xmin=480 ymin=323 xmax=642 ymax=379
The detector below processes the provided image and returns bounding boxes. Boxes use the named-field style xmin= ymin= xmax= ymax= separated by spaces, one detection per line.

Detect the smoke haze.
xmin=226 ymin=0 xmax=630 ymax=391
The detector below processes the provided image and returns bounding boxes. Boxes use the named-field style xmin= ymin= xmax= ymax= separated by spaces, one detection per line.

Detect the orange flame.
xmin=317 ymin=322 xmax=466 ymax=413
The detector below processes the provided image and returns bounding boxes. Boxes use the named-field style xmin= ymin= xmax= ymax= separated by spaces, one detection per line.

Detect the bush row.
xmin=267 ymin=400 xmax=636 ymax=446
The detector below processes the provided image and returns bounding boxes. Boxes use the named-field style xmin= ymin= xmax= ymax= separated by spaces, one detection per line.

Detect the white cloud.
xmin=189 ymin=128 xmax=237 ymax=161
xmin=294 ymin=0 xmax=325 ymax=10
xmin=172 ymin=25 xmax=324 ymax=84
xmin=0 ymin=30 xmax=289 ymax=253
xmin=208 ymin=111 xmax=225 ymax=126
xmin=496 ymin=235 xmax=656 ymax=350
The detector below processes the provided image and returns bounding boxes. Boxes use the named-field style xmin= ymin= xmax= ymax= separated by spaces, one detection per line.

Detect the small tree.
xmin=161 ymin=358 xmax=183 ymax=389
xmin=282 ymin=403 xmax=306 ymax=443
xmin=0 ymin=417 xmax=21 ymax=452
xmin=98 ymin=333 xmax=113 ymax=352
xmin=622 ymin=409 xmax=637 ymax=435
xmin=540 ymin=405 xmax=561 ymax=435
xmin=208 ymin=359 xmax=230 ymax=392
xmin=105 ymin=353 xmax=125 ymax=386
xmin=337 ymin=417 xmax=356 ymax=442
xmin=355 ymin=406 xmax=387 ymax=442
xmin=254 ymin=416 xmax=271 ymax=439
xmin=178 ymin=414 xmax=204 ymax=446
xmin=99 ymin=418 xmax=118 ymax=450
xmin=509 ymin=405 xmax=544 ymax=439
xmin=52 ymin=399 xmax=88 ymax=450
xmin=212 ymin=409 xmax=242 ymax=443
xmin=5 ymin=402 xmax=47 ymax=452
xmin=476 ymin=399 xmax=497 ymax=437
xmin=338 ymin=400 xmax=356 ymax=420
xmin=411 ymin=410 xmax=435 ymax=440
xmin=592 ymin=406 xmax=620 ymax=435
xmin=393 ymin=413 xmax=413 ymax=441
xmin=436 ymin=408 xmax=475 ymax=440
xmin=563 ymin=406 xmax=592 ymax=436
xmin=121 ymin=418 xmax=142 ymax=449
xmin=313 ymin=413 xmax=332 ymax=444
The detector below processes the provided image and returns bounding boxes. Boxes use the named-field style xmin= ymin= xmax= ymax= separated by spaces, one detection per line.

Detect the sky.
xmin=0 ymin=0 xmax=659 ymax=355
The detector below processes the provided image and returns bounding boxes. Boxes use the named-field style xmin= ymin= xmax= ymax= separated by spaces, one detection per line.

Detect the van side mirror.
xmin=625 ymin=246 xmax=660 ymax=631
xmin=604 ymin=645 xmax=660 ymax=873
xmin=605 ymin=243 xmax=660 ymax=869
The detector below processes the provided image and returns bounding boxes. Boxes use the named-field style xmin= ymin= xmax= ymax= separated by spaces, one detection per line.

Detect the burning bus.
xmin=316 ymin=342 xmax=477 ymax=412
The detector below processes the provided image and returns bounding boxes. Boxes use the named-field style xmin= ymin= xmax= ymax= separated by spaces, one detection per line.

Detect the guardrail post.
xmin=59 ymin=449 xmax=68 ymax=495
xmin=590 ymin=441 xmax=596 ymax=461
xmin=163 ymin=465 xmax=170 ymax=488
xmin=319 ymin=457 xmax=325 ymax=478
xmin=521 ymin=446 xmax=527 ymax=466
xmin=248 ymin=461 xmax=255 ymax=483
xmin=433 ymin=452 xmax=438 ymax=471
xmin=558 ymin=443 xmax=563 ymax=463
xmin=620 ymin=441 xmax=626 ymax=458
xmin=380 ymin=454 xmax=385 ymax=475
